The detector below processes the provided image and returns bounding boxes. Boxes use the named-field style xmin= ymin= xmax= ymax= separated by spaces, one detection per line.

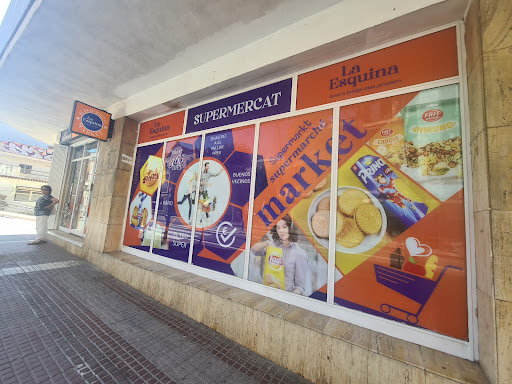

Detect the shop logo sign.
xmin=216 ymin=221 xmax=237 ymax=248
xmin=81 ymin=113 xmax=104 ymax=132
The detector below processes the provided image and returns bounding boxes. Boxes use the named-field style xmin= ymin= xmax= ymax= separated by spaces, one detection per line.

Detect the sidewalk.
xmin=0 ymin=235 xmax=312 ymax=384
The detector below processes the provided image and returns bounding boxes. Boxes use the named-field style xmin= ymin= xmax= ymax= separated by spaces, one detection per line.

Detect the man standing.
xmin=28 ymin=185 xmax=59 ymax=245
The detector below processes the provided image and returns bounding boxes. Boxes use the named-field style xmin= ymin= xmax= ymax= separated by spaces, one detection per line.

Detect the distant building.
xmin=0 ymin=141 xmax=53 ymax=215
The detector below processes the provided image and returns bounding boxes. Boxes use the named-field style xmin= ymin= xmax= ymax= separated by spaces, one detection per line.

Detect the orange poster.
xmin=296 ymin=27 xmax=458 ymax=110
xmin=138 ymin=111 xmax=185 ymax=144
xmin=334 ymin=84 xmax=467 ymax=340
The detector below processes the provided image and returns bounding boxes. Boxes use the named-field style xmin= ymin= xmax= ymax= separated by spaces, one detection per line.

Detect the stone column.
xmin=465 ymin=0 xmax=512 ymax=383
xmin=85 ymin=117 xmax=138 ymax=253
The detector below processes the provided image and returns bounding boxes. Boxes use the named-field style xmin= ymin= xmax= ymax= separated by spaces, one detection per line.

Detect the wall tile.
xmin=468 ymin=60 xmax=486 ymax=142
xmin=103 ymin=223 xmax=124 ymax=253
xmin=471 ymin=131 xmax=490 ymax=212
xmin=465 ymin=0 xmax=482 ymax=76
xmin=496 ymin=300 xmax=512 ymax=383
xmin=108 ymin=196 xmax=128 ymax=226
xmin=480 ymin=0 xmax=512 ymax=53
xmin=487 ymin=127 xmax=512 ymax=210
xmin=483 ymin=49 xmax=512 ymax=128
xmin=492 ymin=210 xmax=512 ymax=302
xmin=475 ymin=210 xmax=494 ymax=296
xmin=121 ymin=117 xmax=139 ymax=146
xmin=368 ymin=352 xmax=425 ymax=384
xmin=477 ymin=289 xmax=497 ymax=384
xmin=84 ymin=221 xmax=107 ymax=253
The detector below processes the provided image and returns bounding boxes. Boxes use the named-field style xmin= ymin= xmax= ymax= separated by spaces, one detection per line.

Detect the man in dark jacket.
xmin=28 ymin=185 xmax=59 ymax=245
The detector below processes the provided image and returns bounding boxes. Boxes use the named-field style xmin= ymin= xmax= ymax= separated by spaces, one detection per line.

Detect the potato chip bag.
xmin=263 ymin=246 xmax=285 ymax=290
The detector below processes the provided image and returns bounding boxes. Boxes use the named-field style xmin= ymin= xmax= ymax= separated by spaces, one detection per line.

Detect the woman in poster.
xmin=251 ymin=215 xmax=308 ymax=295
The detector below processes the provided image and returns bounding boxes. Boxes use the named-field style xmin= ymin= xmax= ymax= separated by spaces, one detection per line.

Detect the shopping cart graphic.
xmin=374 ymin=264 xmax=462 ymax=324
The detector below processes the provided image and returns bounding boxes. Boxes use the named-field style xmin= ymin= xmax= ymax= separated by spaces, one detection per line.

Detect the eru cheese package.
xmin=352 ymin=155 xmax=429 ymax=237
xmin=263 ymin=246 xmax=285 ymax=290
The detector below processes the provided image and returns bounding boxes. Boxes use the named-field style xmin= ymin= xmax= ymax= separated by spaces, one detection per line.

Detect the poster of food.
xmin=191 ymin=126 xmax=255 ymax=276
xmin=333 ymin=85 xmax=468 ymax=340
xmin=248 ymin=110 xmax=334 ymax=299
xmin=152 ymin=137 xmax=202 ymax=262
xmin=123 ymin=143 xmax=164 ymax=251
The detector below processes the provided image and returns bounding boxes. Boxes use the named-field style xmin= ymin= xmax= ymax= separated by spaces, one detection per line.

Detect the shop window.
xmin=19 ymin=164 xmax=32 ymax=174
xmin=59 ymin=142 xmax=99 ymax=236
xmin=14 ymin=186 xmax=40 ymax=202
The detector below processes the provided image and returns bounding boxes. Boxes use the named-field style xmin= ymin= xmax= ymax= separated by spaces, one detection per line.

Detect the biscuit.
xmin=336 ymin=212 xmax=344 ymax=236
xmin=314 ymin=178 xmax=328 ymax=191
xmin=337 ymin=189 xmax=370 ymax=217
xmin=311 ymin=210 xmax=330 ymax=238
xmin=317 ymin=196 xmax=330 ymax=211
xmin=337 ymin=218 xmax=364 ymax=248
xmin=354 ymin=203 xmax=382 ymax=235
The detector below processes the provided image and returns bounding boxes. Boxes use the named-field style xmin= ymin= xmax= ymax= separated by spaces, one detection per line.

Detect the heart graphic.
xmin=405 ymin=237 xmax=432 ymax=257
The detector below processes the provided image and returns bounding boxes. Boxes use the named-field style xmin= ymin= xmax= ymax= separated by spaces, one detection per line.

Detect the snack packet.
xmin=352 ymin=154 xmax=429 ymax=237
xmin=368 ymin=116 xmax=406 ymax=168
xmin=401 ymin=85 xmax=462 ymax=177
xmin=263 ymin=246 xmax=285 ymax=290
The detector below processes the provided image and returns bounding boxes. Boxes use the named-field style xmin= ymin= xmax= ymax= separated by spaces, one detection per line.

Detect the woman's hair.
xmin=41 ymin=185 xmax=52 ymax=194
xmin=270 ymin=214 xmax=298 ymax=243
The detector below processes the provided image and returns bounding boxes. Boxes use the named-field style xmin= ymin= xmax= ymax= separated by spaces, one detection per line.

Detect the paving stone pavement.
xmin=0 ymin=234 xmax=313 ymax=384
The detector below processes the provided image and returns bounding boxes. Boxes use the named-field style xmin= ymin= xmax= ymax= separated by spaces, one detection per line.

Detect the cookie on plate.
xmin=337 ymin=218 xmax=364 ymax=248
xmin=313 ymin=178 xmax=328 ymax=191
xmin=317 ymin=196 xmax=330 ymax=211
xmin=337 ymin=189 xmax=370 ymax=217
xmin=311 ymin=210 xmax=330 ymax=238
xmin=354 ymin=203 xmax=382 ymax=235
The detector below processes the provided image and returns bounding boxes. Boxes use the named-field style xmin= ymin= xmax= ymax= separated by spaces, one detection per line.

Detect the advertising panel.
xmin=69 ymin=100 xmax=112 ymax=142
xmin=152 ymin=137 xmax=202 ymax=262
xmin=296 ymin=28 xmax=458 ymax=110
xmin=332 ymin=84 xmax=467 ymax=340
xmin=248 ymin=110 xmax=334 ymax=299
xmin=186 ymin=79 xmax=292 ymax=134
xmin=123 ymin=143 xmax=164 ymax=252
xmin=191 ymin=126 xmax=255 ymax=276
xmin=138 ymin=111 xmax=185 ymax=144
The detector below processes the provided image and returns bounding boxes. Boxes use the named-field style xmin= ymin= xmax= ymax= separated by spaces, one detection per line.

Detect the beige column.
xmin=85 ymin=117 xmax=138 ymax=253
xmin=465 ymin=0 xmax=512 ymax=383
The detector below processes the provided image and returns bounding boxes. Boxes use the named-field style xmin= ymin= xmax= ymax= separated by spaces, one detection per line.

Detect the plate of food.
xmin=308 ymin=186 xmax=387 ymax=254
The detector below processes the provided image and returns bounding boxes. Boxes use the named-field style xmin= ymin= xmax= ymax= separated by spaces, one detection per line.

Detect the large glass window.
xmin=60 ymin=141 xmax=99 ymax=236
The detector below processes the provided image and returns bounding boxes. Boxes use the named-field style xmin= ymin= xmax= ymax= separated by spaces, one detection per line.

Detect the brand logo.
xmin=81 ymin=113 xmax=103 ymax=132
xmin=422 ymin=109 xmax=443 ymax=122
xmin=216 ymin=221 xmax=237 ymax=248
xmin=380 ymin=128 xmax=394 ymax=137
xmin=142 ymin=170 xmax=159 ymax=185
xmin=268 ymin=253 xmax=283 ymax=271
xmin=357 ymin=157 xmax=386 ymax=184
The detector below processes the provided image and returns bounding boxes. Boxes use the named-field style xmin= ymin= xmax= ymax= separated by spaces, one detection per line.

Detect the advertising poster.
xmin=248 ymin=110 xmax=333 ymax=299
xmin=123 ymin=143 xmax=164 ymax=251
xmin=333 ymin=85 xmax=468 ymax=340
xmin=296 ymin=28 xmax=458 ymax=110
xmin=191 ymin=126 xmax=255 ymax=276
xmin=152 ymin=137 xmax=202 ymax=262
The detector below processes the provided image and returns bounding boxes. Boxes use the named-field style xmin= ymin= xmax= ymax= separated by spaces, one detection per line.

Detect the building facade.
xmin=44 ymin=0 xmax=512 ymax=383
xmin=0 ymin=141 xmax=52 ymax=215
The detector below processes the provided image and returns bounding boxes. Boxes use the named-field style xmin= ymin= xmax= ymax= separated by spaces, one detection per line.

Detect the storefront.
xmin=58 ymin=140 xmax=99 ymax=236
xmin=119 ymin=24 xmax=476 ymax=359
